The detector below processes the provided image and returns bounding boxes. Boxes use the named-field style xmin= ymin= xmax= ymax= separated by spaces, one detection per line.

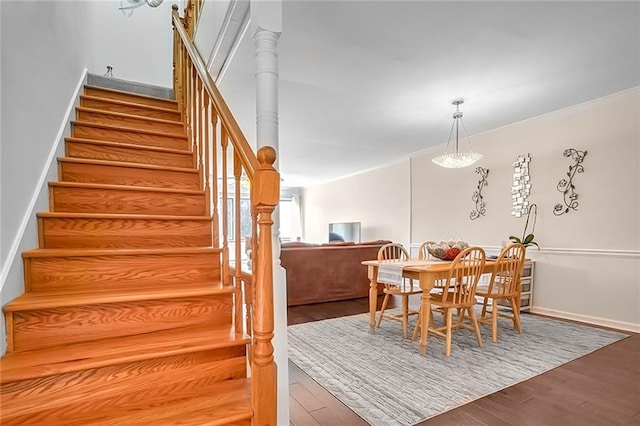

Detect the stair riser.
xmin=66 ymin=140 xmax=194 ymax=168
xmin=73 ymin=123 xmax=189 ymax=151
xmin=50 ymin=185 xmax=206 ymax=215
xmin=76 ymin=109 xmax=185 ymax=135
xmin=80 ymin=96 xmax=182 ymax=121
xmin=1 ymin=348 xmax=246 ymax=423
xmin=59 ymin=161 xmax=201 ymax=190
xmin=39 ymin=217 xmax=213 ymax=249
xmin=84 ymin=87 xmax=178 ymax=110
xmin=25 ymin=252 xmax=220 ymax=292
xmin=10 ymin=296 xmax=232 ymax=352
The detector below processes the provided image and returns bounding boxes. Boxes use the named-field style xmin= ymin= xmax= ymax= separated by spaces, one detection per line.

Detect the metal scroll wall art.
xmin=554 ymin=148 xmax=588 ymax=216
xmin=511 ymin=154 xmax=532 ymax=218
xmin=470 ymin=167 xmax=489 ymax=220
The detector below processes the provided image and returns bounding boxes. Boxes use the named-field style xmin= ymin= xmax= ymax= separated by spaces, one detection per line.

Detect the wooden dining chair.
xmin=418 ymin=241 xmax=437 ymax=260
xmin=418 ymin=240 xmax=448 ymax=290
xmin=376 ymin=243 xmax=422 ymax=338
xmin=412 ymin=246 xmax=486 ymax=356
xmin=476 ymin=243 xmax=526 ymax=343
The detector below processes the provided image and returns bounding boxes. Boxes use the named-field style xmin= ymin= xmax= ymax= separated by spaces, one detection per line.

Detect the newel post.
xmin=251 ymin=146 xmax=279 ymax=426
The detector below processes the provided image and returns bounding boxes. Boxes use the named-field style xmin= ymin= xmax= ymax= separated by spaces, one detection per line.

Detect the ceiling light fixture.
xmin=119 ymin=0 xmax=163 ymax=17
xmin=432 ymin=98 xmax=483 ymax=169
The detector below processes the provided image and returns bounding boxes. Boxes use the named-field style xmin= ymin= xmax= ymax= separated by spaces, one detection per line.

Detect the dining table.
xmin=362 ymin=258 xmax=499 ymax=355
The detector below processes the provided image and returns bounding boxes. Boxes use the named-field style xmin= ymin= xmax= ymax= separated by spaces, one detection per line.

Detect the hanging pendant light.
xmin=119 ymin=0 xmax=163 ymax=17
xmin=432 ymin=98 xmax=483 ymax=169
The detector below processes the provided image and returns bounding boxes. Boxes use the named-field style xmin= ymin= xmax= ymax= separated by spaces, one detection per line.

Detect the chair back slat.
xmin=489 ymin=243 xmax=526 ymax=297
xmin=418 ymin=241 xmax=437 ymax=260
xmin=439 ymin=246 xmax=486 ymax=305
xmin=378 ymin=243 xmax=409 ymax=261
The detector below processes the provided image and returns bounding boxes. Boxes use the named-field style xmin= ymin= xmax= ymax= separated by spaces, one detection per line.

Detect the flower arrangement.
xmin=509 ymin=204 xmax=540 ymax=249
xmin=427 ymin=240 xmax=469 ymax=260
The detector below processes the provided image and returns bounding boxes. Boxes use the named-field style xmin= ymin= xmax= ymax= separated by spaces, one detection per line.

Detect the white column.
xmin=255 ymin=29 xmax=280 ymax=164
xmin=254 ymin=24 xmax=290 ymax=426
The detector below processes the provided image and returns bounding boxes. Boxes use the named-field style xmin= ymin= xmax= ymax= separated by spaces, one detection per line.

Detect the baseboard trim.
xmin=0 ymin=68 xmax=88 ymax=292
xmin=87 ymin=73 xmax=174 ymax=100
xmin=530 ymin=306 xmax=639 ymax=334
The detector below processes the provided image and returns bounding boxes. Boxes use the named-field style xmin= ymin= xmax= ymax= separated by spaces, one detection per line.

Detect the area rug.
xmin=287 ymin=311 xmax=627 ymax=425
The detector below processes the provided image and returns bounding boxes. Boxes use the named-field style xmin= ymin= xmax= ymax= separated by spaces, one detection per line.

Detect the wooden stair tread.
xmin=0 ymin=325 xmax=249 ymax=384
xmin=90 ymin=380 xmax=252 ymax=426
xmin=2 ymin=377 xmax=251 ymax=426
xmin=22 ymin=246 xmax=221 ymax=258
xmin=49 ymin=180 xmax=204 ymax=194
xmin=66 ymin=136 xmax=192 ymax=155
xmin=80 ymin=94 xmax=180 ymax=114
xmin=76 ymin=106 xmax=184 ymax=126
xmin=84 ymin=85 xmax=179 ymax=108
xmin=72 ymin=120 xmax=187 ymax=139
xmin=3 ymin=282 xmax=232 ymax=311
xmin=37 ymin=212 xmax=213 ymax=221
xmin=58 ymin=156 xmax=198 ymax=174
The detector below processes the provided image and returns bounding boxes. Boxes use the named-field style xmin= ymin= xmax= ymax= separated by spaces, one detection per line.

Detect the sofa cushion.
xmin=281 ymin=241 xmax=320 ymax=248
xmin=320 ymin=241 xmax=356 ymax=247
xmin=359 ymin=239 xmax=393 ymax=246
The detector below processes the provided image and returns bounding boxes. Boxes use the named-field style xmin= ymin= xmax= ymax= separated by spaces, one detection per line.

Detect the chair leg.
xmin=510 ymin=297 xmax=523 ymax=334
xmin=377 ymin=293 xmax=390 ymax=328
xmin=412 ymin=308 xmax=421 ymax=341
xmin=480 ymin=296 xmax=489 ymax=319
xmin=491 ymin=301 xmax=499 ymax=343
xmin=445 ymin=308 xmax=452 ymax=357
xmin=468 ymin=307 xmax=483 ymax=348
xmin=401 ymin=295 xmax=409 ymax=339
xmin=457 ymin=307 xmax=466 ymax=326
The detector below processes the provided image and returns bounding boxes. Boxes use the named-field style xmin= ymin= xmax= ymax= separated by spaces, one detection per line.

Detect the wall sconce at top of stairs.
xmin=119 ymin=0 xmax=163 ymax=17
xmin=432 ymin=98 xmax=483 ymax=169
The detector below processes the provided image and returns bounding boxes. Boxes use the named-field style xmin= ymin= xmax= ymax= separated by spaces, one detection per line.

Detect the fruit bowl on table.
xmin=426 ymin=240 xmax=469 ymax=261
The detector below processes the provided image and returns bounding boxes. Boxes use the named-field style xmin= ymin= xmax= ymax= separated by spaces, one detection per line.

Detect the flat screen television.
xmin=328 ymin=222 xmax=361 ymax=243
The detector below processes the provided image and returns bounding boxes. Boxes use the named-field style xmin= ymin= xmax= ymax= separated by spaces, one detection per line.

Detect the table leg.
xmin=368 ymin=266 xmax=378 ymax=334
xmin=419 ymin=291 xmax=431 ymax=355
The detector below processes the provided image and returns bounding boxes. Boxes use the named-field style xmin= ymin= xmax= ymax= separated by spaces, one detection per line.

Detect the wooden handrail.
xmin=171 ymin=4 xmax=278 ymax=425
xmin=171 ymin=6 xmax=259 ymax=178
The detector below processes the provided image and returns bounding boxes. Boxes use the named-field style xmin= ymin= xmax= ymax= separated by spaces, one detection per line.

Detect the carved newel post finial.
xmin=257 ymin=146 xmax=277 ymax=168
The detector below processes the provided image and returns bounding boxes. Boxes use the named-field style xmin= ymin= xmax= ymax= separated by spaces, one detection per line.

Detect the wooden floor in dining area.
xmin=287 ymin=296 xmax=640 ymax=426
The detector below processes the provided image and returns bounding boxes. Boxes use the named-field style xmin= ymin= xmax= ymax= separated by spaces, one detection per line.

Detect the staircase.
xmin=0 ymin=85 xmax=254 ymax=424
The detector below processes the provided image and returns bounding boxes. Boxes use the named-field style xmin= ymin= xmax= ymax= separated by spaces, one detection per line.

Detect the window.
xmin=219 ymin=196 xmax=298 ymax=242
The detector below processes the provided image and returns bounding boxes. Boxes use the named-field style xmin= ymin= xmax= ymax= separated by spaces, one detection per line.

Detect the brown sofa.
xmin=280 ymin=240 xmax=392 ymax=306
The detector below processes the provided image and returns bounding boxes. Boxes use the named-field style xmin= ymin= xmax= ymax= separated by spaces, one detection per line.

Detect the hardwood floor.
xmin=287 ymin=296 xmax=640 ymax=425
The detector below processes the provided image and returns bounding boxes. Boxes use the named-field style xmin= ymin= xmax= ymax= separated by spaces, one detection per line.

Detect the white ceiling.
xmin=218 ymin=1 xmax=640 ymax=188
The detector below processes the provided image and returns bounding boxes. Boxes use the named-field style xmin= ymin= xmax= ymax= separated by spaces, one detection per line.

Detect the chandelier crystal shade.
xmin=119 ymin=0 xmax=163 ymax=16
xmin=432 ymin=99 xmax=483 ymax=169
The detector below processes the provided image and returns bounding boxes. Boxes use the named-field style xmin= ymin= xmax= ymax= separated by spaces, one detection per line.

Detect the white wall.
xmin=411 ymin=88 xmax=639 ymax=251
xmin=0 ymin=0 xmax=94 ymax=355
xmin=193 ymin=0 xmax=231 ymax=67
xmin=0 ymin=0 xmax=177 ymax=355
xmin=412 ymin=88 xmax=639 ymax=331
xmin=1 ymin=0 xmax=90 ymax=268
xmin=87 ymin=0 xmax=175 ymax=87
xmin=303 ymin=89 xmax=639 ymax=332
xmin=302 ymin=159 xmax=412 ymax=247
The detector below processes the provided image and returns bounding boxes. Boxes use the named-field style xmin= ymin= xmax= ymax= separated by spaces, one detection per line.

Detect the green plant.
xmin=509 ymin=204 xmax=540 ymax=249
